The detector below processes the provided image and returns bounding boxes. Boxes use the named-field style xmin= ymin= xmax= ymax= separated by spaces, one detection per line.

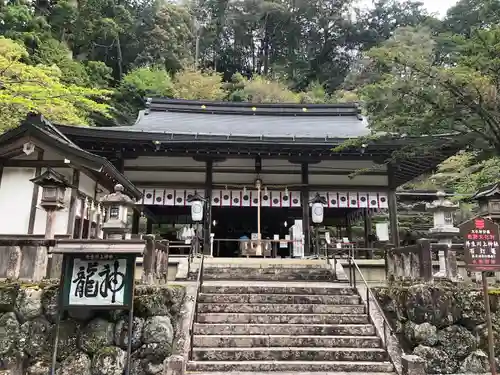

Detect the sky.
xmin=359 ymin=0 xmax=459 ymax=18
xmin=420 ymin=0 xmax=459 ymax=17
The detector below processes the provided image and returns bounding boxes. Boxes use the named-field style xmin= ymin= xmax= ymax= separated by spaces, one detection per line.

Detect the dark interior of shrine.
xmin=142 ymin=205 xmax=359 ymax=257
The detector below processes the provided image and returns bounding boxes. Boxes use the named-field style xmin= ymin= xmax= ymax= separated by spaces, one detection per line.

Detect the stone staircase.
xmin=186 ymin=263 xmax=395 ymax=374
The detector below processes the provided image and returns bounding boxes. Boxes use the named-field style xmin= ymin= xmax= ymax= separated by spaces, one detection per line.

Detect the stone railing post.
xmin=164 ymin=355 xmax=185 ymax=375
xmin=6 ymin=246 xmax=22 ymax=280
xmin=161 ymin=241 xmax=170 ymax=283
xmin=385 ymin=249 xmax=396 ymax=281
xmin=142 ymin=234 xmax=155 ymax=284
xmin=402 ymin=252 xmax=411 ymax=279
xmin=417 ymin=239 xmax=433 ymax=281
xmin=410 ymin=251 xmax=421 ymax=279
xmin=444 ymin=245 xmax=458 ymax=280
xmin=402 ymin=354 xmax=425 ymax=375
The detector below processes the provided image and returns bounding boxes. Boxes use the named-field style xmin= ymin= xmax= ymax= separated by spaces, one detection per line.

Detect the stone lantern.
xmin=30 ymin=168 xmax=69 ymax=239
xmin=426 ymin=190 xmax=459 ymax=279
xmin=30 ymin=168 xmax=69 ymax=281
xmin=100 ymin=184 xmax=135 ymax=240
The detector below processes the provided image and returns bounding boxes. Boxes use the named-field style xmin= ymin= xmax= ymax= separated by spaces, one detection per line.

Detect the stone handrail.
xmin=386 ymin=239 xmax=433 ymax=281
xmin=0 ymin=237 xmax=61 ymax=281
xmin=387 ymin=241 xmax=480 ymax=282
xmin=143 ymin=235 xmax=170 ymax=284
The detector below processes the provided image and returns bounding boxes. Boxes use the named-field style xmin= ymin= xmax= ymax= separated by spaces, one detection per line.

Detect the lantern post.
xmin=188 ymin=192 xmax=205 ymax=257
xmin=310 ymin=193 xmax=326 ymax=258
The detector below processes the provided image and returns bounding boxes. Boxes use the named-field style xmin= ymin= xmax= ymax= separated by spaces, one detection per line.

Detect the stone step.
xmin=198 ymin=293 xmax=360 ymax=305
xmin=196 ymin=313 xmax=369 ymax=324
xmin=191 ymin=347 xmax=388 ymax=362
xmin=193 ymin=323 xmax=376 ymax=336
xmin=199 ymin=268 xmax=333 ymax=281
xmin=193 ymin=334 xmax=382 ymax=348
xmin=186 ymin=361 xmax=395 ymax=373
xmin=200 ymin=263 xmax=328 ymax=269
xmin=197 ymin=303 xmax=365 ymax=314
xmin=201 ymin=285 xmax=355 ymax=296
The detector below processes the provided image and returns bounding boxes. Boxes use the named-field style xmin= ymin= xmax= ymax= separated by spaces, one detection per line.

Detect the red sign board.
xmin=459 ymin=218 xmax=500 ymax=271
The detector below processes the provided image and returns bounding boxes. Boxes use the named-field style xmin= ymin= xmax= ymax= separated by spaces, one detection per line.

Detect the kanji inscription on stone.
xmin=460 ymin=218 xmax=500 ymax=271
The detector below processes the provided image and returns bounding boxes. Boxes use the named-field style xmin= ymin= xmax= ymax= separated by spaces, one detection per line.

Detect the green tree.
xmin=173 ymin=68 xmax=227 ymax=100
xmin=355 ymin=25 xmax=500 ymax=191
xmin=0 ymin=37 xmax=111 ymax=131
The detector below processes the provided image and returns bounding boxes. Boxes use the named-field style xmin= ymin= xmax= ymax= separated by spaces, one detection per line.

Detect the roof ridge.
xmin=146 ymin=97 xmax=362 ymax=117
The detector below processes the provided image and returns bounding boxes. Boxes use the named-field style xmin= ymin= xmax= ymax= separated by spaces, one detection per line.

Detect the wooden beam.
xmin=129 ymin=181 xmax=391 ymax=191
xmin=1 ymin=160 xmax=70 ymax=168
xmin=123 ymin=165 xmax=387 ymax=176
xmin=28 ymin=150 xmax=44 ymax=234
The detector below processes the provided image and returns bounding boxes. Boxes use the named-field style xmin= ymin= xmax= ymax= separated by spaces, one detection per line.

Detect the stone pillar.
xmin=426 ymin=191 xmax=460 ymax=280
xmin=142 ymin=234 xmax=155 ymax=284
xmin=6 ymin=246 xmax=22 ymax=280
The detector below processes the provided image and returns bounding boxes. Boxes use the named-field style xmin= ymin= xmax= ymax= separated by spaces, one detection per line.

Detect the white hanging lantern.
xmin=191 ymin=200 xmax=204 ymax=222
xmin=311 ymin=202 xmax=324 ymax=224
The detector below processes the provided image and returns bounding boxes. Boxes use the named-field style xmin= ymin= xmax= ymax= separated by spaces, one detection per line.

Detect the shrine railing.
xmin=142 ymin=235 xmax=170 ymax=284
xmin=0 ymin=237 xmax=59 ymax=281
xmin=0 ymin=235 xmax=171 ymax=285
xmin=386 ymin=241 xmax=500 ymax=283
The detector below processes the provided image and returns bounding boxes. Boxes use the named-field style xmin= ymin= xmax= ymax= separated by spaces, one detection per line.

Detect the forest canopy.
xmin=1 ymin=0 xmax=499 ymax=193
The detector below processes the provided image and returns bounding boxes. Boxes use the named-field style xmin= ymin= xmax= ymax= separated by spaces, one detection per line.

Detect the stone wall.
xmin=0 ymin=282 xmax=185 ymax=375
xmin=375 ymin=281 xmax=499 ymax=374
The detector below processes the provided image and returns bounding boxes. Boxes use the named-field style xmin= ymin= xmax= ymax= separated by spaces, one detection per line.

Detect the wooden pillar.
xmin=132 ymin=210 xmax=140 ymax=236
xmin=77 ymin=197 xmax=86 ymax=239
xmin=28 ymin=150 xmax=44 ymax=234
xmin=301 ymin=163 xmax=311 ymax=256
xmin=364 ymin=208 xmax=373 ymax=258
xmin=346 ymin=215 xmax=352 ymax=241
xmin=146 ymin=218 xmax=153 ymax=234
xmin=388 ymin=189 xmax=400 ymax=246
xmin=67 ymin=170 xmax=80 ymax=237
xmin=203 ymin=160 xmax=213 ymax=255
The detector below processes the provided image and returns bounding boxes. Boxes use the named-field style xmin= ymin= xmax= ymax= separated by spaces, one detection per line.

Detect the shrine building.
xmin=0 ymin=98 xmax=461 ymax=257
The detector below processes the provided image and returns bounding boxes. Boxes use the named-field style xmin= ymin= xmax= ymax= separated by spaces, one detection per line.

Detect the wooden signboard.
xmin=460 ymin=218 xmax=500 ymax=271
xmin=62 ymin=253 xmax=136 ymax=309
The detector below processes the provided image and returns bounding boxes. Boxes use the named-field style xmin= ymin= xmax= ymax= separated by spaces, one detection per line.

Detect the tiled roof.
xmin=106 ymin=98 xmax=370 ymax=139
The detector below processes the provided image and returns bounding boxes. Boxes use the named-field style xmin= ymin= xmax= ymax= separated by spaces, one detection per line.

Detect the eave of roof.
xmin=470 ymin=182 xmax=500 ymax=200
xmin=0 ymin=114 xmax=142 ymax=200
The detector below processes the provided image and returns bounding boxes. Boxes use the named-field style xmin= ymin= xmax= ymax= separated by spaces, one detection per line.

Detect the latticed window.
xmin=444 ymin=212 xmax=453 ymax=226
